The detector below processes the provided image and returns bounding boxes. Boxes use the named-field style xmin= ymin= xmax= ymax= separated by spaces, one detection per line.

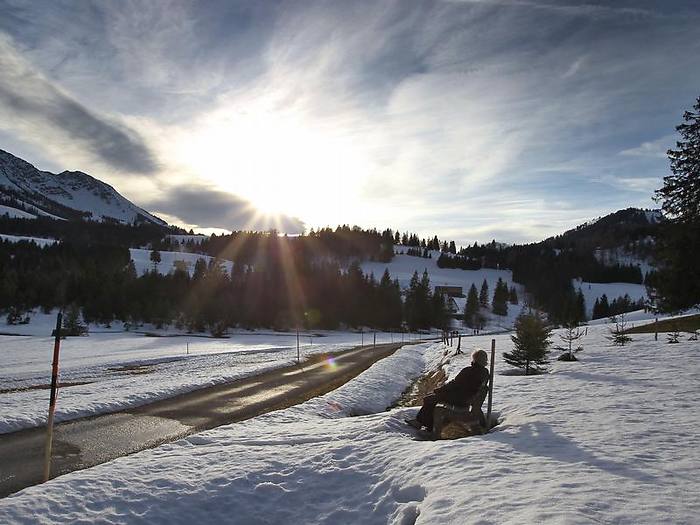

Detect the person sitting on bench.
xmin=408 ymin=349 xmax=490 ymax=433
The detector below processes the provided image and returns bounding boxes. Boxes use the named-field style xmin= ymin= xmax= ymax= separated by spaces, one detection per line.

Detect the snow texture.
xmin=1 ymin=322 xmax=698 ymax=523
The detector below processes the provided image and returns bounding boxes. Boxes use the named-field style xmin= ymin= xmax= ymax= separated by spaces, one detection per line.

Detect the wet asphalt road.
xmin=0 ymin=342 xmax=403 ymax=498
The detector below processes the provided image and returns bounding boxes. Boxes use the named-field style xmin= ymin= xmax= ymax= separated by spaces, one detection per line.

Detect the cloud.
xmin=1 ymin=1 xmax=699 ymax=243
xmin=619 ymin=135 xmax=675 ymax=159
xmin=146 ymin=184 xmax=305 ymax=234
xmin=0 ymin=34 xmax=158 ymax=174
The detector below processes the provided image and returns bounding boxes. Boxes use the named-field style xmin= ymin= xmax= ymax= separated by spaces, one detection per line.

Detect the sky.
xmin=1 ymin=0 xmax=699 ymax=244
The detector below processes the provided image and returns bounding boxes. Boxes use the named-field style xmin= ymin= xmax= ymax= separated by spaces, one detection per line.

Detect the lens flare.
xmin=324 ymin=356 xmax=338 ymax=371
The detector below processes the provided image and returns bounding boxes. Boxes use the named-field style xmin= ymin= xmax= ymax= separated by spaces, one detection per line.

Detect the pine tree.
xmin=653 ymin=95 xmax=700 ymax=310
xmin=464 ymin=283 xmax=480 ymax=328
xmin=508 ymin=286 xmax=519 ymax=305
xmin=608 ymin=312 xmax=632 ymax=346
xmin=150 ymin=249 xmax=161 ymax=272
xmin=449 ymin=241 xmax=457 ymax=254
xmin=575 ymin=289 xmax=586 ymax=322
xmin=503 ymin=313 xmax=552 ymax=375
xmin=491 ymin=278 xmax=508 ymax=316
xmin=657 ymin=96 xmax=700 ymax=223
xmin=479 ymin=279 xmax=489 ymax=307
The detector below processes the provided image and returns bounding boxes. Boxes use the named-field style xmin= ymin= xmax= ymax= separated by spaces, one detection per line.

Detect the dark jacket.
xmin=434 ymin=364 xmax=490 ymax=407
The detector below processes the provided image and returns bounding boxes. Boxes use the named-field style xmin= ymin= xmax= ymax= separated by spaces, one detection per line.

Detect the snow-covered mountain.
xmin=0 ymin=149 xmax=166 ymax=226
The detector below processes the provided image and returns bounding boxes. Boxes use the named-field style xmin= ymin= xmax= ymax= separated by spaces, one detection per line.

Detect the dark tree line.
xmin=591 ymin=294 xmax=645 ymax=320
xmin=436 ymin=252 xmax=481 ymax=270
xmin=0 ymin=238 xmax=454 ymax=334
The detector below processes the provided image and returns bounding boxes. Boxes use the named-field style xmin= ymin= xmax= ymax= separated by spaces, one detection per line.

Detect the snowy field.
xmin=573 ymin=278 xmax=647 ymax=317
xmin=1 ymin=320 xmax=698 ymax=523
xmin=128 ymin=247 xmax=233 ymax=276
xmin=0 ymin=312 xmax=428 ymax=434
xmin=363 ymin=249 xmax=648 ymax=325
xmin=362 ymin=249 xmax=520 ymax=297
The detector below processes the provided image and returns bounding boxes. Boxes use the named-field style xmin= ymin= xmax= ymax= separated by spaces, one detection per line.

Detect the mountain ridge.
xmin=0 ymin=149 xmax=166 ymax=226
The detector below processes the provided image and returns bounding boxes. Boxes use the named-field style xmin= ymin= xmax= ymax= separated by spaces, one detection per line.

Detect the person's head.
xmin=471 ymin=349 xmax=488 ymax=368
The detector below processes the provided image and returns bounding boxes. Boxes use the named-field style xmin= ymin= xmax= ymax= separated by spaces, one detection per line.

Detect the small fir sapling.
xmin=608 ymin=313 xmax=632 ymax=346
xmin=667 ymin=326 xmax=681 ymax=344
xmin=556 ymin=322 xmax=584 ymax=361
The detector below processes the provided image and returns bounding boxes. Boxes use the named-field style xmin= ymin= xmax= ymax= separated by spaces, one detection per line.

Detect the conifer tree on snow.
xmin=575 ymin=289 xmax=586 ymax=322
xmin=464 ymin=283 xmax=480 ymax=328
xmin=150 ymin=249 xmax=161 ymax=272
xmin=556 ymin=321 xmax=584 ymax=361
xmin=653 ymin=95 xmax=700 ymax=310
xmin=479 ymin=279 xmax=489 ymax=307
xmin=608 ymin=312 xmax=632 ymax=346
xmin=449 ymin=241 xmax=457 ymax=254
xmin=503 ymin=313 xmax=552 ymax=375
xmin=491 ymin=278 xmax=509 ymax=316
xmin=508 ymin=286 xmax=519 ymax=305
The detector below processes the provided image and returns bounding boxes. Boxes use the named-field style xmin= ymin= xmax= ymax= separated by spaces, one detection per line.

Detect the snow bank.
xmin=2 ymin=323 xmax=699 ymax=523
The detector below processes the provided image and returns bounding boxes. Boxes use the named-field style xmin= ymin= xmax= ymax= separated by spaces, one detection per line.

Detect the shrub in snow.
xmin=555 ymin=322 xmax=584 ymax=361
xmin=689 ymin=330 xmax=699 ymax=341
xmin=5 ymin=307 xmax=30 ymax=325
xmin=61 ymin=305 xmax=88 ymax=336
xmin=504 ymin=313 xmax=552 ymax=375
xmin=608 ymin=313 xmax=632 ymax=346
xmin=667 ymin=329 xmax=681 ymax=344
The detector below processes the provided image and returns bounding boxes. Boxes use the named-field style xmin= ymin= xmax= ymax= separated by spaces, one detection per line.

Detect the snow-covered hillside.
xmin=1 ymin=321 xmax=698 ymax=523
xmin=363 ymin=249 xmax=519 ymax=296
xmin=573 ymin=278 xmax=648 ymax=317
xmin=0 ymin=149 xmax=166 ymax=225
xmin=129 ymin=248 xmax=233 ymax=276
xmin=0 ymin=233 xmax=57 ymax=247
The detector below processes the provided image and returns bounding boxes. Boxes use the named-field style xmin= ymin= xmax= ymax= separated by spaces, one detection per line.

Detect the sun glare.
xmin=176 ymin=104 xmax=371 ymax=228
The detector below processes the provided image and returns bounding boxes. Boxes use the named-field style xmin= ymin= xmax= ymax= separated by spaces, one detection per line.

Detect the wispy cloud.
xmin=619 ymin=135 xmax=675 ymax=159
xmin=1 ymin=1 xmax=699 ymax=241
xmin=0 ymin=34 xmax=158 ymax=174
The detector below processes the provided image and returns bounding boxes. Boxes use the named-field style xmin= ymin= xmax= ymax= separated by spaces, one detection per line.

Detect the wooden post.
xmin=186 ymin=342 xmax=189 ymax=355
xmin=486 ymin=338 xmax=496 ymax=432
xmin=361 ymin=329 xmax=364 ymax=347
xmin=456 ymin=333 xmax=461 ymax=354
xmin=655 ymin=317 xmax=658 ymax=341
xmin=373 ymin=332 xmax=376 ymax=348
xmin=296 ymin=328 xmax=300 ymax=364
xmin=43 ymin=311 xmax=63 ymax=482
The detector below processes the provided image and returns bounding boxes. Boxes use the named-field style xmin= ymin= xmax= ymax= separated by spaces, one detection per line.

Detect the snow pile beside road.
xmin=2 ymin=324 xmax=699 ymax=523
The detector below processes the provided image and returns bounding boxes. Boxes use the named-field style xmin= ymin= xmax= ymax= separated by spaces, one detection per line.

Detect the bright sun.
xmin=175 ymin=104 xmax=371 ymax=228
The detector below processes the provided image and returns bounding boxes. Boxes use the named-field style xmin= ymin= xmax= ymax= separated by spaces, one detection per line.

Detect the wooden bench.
xmin=432 ymin=378 xmax=489 ymax=439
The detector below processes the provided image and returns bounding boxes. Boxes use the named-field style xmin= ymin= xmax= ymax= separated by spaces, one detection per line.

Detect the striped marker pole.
xmin=43 ymin=311 xmax=63 ymax=482
xmin=486 ymin=339 xmax=496 ymax=431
